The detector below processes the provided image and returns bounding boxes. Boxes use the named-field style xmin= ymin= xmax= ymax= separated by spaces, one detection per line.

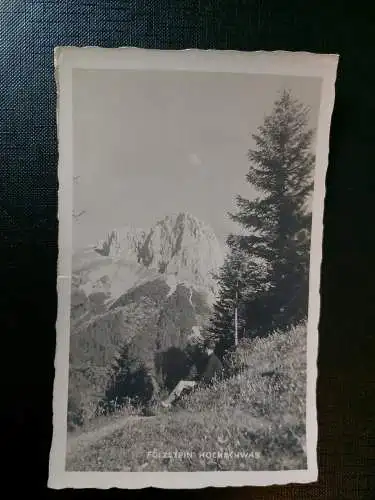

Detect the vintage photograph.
xmin=49 ymin=48 xmax=338 ymax=489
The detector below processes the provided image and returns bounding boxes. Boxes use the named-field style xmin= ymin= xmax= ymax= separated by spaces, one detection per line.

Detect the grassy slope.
xmin=66 ymin=322 xmax=308 ymax=472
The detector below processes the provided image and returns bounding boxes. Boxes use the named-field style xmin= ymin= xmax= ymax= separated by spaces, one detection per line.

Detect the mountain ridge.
xmin=73 ymin=211 xmax=225 ymax=301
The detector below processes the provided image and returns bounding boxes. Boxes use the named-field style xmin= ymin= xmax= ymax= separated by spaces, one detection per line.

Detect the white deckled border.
xmin=49 ymin=47 xmax=339 ymax=489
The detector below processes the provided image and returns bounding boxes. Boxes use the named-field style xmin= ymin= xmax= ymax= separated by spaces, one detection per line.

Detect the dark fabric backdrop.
xmin=0 ymin=1 xmax=374 ymax=498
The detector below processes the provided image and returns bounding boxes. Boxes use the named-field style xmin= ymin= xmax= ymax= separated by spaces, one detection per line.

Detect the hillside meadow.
xmin=66 ymin=321 xmax=308 ymax=472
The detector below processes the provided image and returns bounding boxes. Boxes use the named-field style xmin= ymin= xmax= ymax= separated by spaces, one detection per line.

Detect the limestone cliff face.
xmin=137 ymin=212 xmax=224 ymax=289
xmin=95 ymin=226 xmax=147 ymax=261
xmin=88 ymin=212 xmax=224 ymax=298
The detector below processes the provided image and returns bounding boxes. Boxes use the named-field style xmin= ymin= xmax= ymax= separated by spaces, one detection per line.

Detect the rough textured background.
xmin=0 ymin=1 xmax=374 ymax=498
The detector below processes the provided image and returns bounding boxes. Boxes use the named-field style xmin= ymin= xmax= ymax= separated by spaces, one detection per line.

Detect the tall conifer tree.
xmin=210 ymin=89 xmax=315 ymax=347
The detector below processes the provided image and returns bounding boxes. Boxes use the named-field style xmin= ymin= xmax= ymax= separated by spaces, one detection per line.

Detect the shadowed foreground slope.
xmin=66 ymin=322 xmax=307 ymax=472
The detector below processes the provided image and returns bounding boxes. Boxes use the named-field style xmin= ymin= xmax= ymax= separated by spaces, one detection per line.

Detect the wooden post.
xmin=234 ymin=285 xmax=238 ymax=346
xmin=234 ymin=305 xmax=238 ymax=346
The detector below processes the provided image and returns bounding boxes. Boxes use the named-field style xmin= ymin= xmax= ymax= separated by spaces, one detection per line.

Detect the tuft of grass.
xmin=67 ymin=396 xmax=142 ymax=435
xmin=66 ymin=321 xmax=308 ymax=472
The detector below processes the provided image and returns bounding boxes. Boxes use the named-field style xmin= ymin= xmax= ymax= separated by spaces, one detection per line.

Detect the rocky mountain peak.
xmin=95 ymin=226 xmax=147 ymax=259
xmin=92 ymin=211 xmax=224 ymax=293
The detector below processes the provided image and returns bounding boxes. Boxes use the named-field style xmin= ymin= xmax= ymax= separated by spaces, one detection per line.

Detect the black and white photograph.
xmin=49 ymin=48 xmax=338 ymax=489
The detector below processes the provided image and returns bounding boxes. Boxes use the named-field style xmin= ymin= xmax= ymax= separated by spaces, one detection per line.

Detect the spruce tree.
xmin=211 ymin=89 xmax=315 ymax=345
xmin=208 ymin=244 xmax=268 ymax=356
xmin=230 ymin=89 xmax=315 ymax=335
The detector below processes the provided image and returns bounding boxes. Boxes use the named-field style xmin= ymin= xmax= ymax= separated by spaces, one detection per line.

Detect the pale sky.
xmin=72 ymin=69 xmax=322 ymax=251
